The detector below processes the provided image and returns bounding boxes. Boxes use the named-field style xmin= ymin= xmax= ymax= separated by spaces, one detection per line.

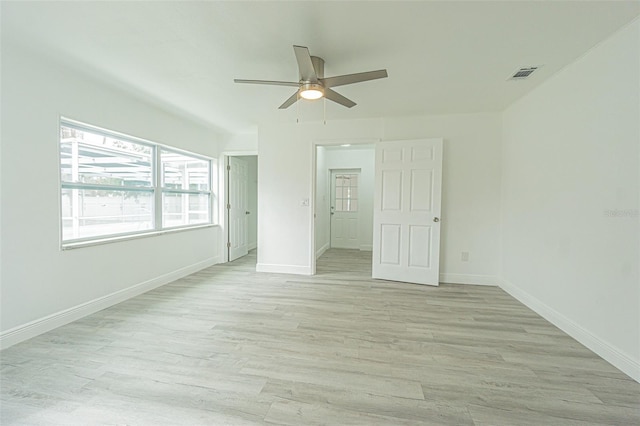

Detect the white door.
xmin=228 ymin=156 xmax=249 ymax=261
xmin=330 ymin=170 xmax=360 ymax=249
xmin=372 ymin=139 xmax=443 ymax=286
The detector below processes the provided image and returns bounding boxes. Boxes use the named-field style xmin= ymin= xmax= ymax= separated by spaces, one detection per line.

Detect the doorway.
xmin=314 ymin=143 xmax=375 ymax=262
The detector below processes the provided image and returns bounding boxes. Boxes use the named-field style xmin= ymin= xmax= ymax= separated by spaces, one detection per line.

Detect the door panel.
xmin=411 ymin=146 xmax=434 ymax=162
xmin=372 ymin=139 xmax=443 ymax=286
xmin=380 ymin=224 xmax=401 ymax=264
xmin=410 ymin=170 xmax=432 ymax=211
xmin=381 ymin=170 xmax=402 ymax=211
xmin=408 ymin=225 xmax=431 ymax=267
xmin=228 ymin=156 xmax=248 ymax=261
xmin=383 ymin=148 xmax=403 ymax=163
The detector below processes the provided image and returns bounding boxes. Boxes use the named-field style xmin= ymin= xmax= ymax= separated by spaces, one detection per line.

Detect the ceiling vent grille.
xmin=510 ymin=67 xmax=538 ymax=80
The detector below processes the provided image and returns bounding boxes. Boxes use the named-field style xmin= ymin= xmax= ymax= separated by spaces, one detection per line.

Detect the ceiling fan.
xmin=234 ymin=45 xmax=388 ymax=109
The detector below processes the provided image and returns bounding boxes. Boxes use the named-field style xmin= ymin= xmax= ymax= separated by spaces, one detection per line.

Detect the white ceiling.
xmin=3 ymin=1 xmax=639 ymax=134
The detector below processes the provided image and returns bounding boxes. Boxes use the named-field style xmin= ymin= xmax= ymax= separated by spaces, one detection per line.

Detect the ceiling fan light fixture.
xmin=299 ymin=83 xmax=324 ymax=100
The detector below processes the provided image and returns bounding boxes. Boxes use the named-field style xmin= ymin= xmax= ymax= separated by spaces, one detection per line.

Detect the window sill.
xmin=60 ymin=224 xmax=219 ymax=251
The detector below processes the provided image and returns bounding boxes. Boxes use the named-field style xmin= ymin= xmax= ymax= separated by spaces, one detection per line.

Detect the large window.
xmin=60 ymin=119 xmax=214 ymax=246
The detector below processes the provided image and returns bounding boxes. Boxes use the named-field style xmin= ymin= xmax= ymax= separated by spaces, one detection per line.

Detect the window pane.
xmin=163 ymin=193 xmax=210 ymax=227
xmin=60 ymin=126 xmax=152 ymax=187
xmin=349 ymin=200 xmax=358 ymax=212
xmin=162 ymin=150 xmax=209 ymax=191
xmin=61 ymin=188 xmax=153 ymax=241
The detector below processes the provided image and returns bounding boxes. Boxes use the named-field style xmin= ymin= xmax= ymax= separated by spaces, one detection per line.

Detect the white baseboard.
xmin=0 ymin=256 xmax=219 ymax=350
xmin=499 ymin=278 xmax=640 ymax=383
xmin=439 ymin=273 xmax=498 ymax=286
xmin=256 ymin=263 xmax=312 ymax=275
xmin=359 ymin=244 xmax=373 ymax=251
xmin=316 ymin=242 xmax=329 ymax=259
xmin=248 ymin=242 xmax=257 ymax=251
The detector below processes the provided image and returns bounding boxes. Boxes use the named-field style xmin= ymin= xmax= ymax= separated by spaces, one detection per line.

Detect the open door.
xmin=228 ymin=156 xmax=249 ymax=261
xmin=372 ymin=139 xmax=443 ymax=286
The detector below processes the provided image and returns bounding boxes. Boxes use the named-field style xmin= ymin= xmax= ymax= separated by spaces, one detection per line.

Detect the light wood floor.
xmin=1 ymin=249 xmax=638 ymax=425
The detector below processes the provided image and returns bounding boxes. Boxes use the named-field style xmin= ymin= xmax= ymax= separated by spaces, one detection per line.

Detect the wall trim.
xmin=439 ymin=273 xmax=498 ymax=286
xmin=359 ymin=244 xmax=373 ymax=251
xmin=499 ymin=278 xmax=640 ymax=383
xmin=256 ymin=263 xmax=312 ymax=275
xmin=316 ymin=242 xmax=330 ymax=259
xmin=248 ymin=242 xmax=257 ymax=251
xmin=0 ymin=256 xmax=220 ymax=350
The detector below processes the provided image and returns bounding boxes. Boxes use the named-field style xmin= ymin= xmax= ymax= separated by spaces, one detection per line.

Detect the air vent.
xmin=509 ymin=67 xmax=538 ymax=80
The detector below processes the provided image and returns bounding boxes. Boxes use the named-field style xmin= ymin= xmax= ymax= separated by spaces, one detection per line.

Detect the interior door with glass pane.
xmin=330 ymin=170 xmax=360 ymax=249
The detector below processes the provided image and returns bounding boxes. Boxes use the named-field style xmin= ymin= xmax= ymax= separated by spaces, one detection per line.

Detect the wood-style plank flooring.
xmin=1 ymin=249 xmax=638 ymax=425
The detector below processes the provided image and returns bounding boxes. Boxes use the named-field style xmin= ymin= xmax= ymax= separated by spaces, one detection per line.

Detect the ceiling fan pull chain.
xmin=323 ymin=97 xmax=327 ymax=125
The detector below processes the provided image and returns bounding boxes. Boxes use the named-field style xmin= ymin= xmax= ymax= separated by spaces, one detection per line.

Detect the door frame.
xmin=220 ymin=151 xmax=258 ymax=263
xmin=310 ymin=138 xmax=380 ymax=275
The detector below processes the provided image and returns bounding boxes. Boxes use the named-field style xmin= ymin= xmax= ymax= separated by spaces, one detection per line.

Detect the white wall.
xmin=0 ymin=41 xmax=222 ymax=346
xmin=324 ymin=147 xmax=375 ymax=251
xmin=258 ymin=119 xmax=383 ymax=274
xmin=501 ymin=20 xmax=640 ymax=380
xmin=258 ymin=113 xmax=502 ymax=283
xmin=221 ymin=132 xmax=258 ymax=154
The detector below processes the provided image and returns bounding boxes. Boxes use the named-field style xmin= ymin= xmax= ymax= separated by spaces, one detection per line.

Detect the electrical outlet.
xmin=461 ymin=251 xmax=470 ymax=262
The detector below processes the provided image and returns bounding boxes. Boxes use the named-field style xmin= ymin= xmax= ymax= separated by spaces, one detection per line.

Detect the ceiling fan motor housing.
xmin=309 ymin=56 xmax=325 ymax=80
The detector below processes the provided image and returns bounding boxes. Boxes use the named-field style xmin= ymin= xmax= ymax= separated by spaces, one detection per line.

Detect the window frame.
xmin=160 ymin=148 xmax=213 ymax=230
xmin=59 ymin=118 xmax=216 ymax=249
xmin=333 ymin=172 xmax=359 ymax=213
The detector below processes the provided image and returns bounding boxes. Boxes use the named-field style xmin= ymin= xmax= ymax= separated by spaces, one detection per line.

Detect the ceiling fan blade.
xmin=278 ymin=91 xmax=300 ymax=109
xmin=293 ymin=45 xmax=318 ymax=82
xmin=324 ymin=89 xmax=356 ymax=108
xmin=321 ymin=69 xmax=388 ymax=88
xmin=234 ymin=79 xmax=300 ymax=87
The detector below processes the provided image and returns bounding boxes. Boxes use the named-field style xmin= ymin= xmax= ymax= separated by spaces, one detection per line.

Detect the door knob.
xmin=433 ymin=217 xmax=440 ymax=222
